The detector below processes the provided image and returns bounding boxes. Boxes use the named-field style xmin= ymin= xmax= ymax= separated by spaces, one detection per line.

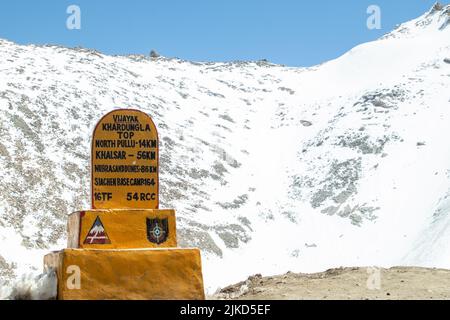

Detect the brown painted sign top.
xmin=91 ymin=109 xmax=159 ymax=209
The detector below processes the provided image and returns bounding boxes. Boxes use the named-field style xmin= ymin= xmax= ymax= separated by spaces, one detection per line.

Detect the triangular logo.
xmin=83 ymin=216 xmax=111 ymax=244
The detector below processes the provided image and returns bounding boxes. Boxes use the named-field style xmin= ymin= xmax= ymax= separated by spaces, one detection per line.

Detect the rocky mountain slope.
xmin=0 ymin=3 xmax=449 ymax=293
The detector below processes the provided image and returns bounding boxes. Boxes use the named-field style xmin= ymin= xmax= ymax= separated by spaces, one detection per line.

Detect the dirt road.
xmin=213 ymin=267 xmax=450 ymax=300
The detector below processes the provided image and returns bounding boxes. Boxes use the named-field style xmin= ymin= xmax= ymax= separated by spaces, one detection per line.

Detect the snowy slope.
xmin=0 ymin=3 xmax=449 ymax=294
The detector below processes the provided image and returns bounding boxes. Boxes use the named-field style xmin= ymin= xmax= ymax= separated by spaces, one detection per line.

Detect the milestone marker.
xmin=45 ymin=108 xmax=205 ymax=300
xmin=91 ymin=109 xmax=159 ymax=209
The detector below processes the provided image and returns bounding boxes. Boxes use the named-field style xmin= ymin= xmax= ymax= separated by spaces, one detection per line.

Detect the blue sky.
xmin=0 ymin=0 xmax=440 ymax=66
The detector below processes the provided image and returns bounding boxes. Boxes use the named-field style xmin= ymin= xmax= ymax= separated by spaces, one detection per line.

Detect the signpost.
xmin=91 ymin=109 xmax=159 ymax=209
xmin=44 ymin=108 xmax=205 ymax=300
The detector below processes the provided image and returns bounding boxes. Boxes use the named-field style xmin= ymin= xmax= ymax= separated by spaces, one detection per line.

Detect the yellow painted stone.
xmin=44 ymin=248 xmax=205 ymax=300
xmin=67 ymin=209 xmax=177 ymax=249
xmin=91 ymin=109 xmax=159 ymax=210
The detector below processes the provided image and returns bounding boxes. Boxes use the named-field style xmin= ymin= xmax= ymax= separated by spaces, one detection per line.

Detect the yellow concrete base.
xmin=44 ymin=248 xmax=205 ymax=300
xmin=67 ymin=209 xmax=177 ymax=249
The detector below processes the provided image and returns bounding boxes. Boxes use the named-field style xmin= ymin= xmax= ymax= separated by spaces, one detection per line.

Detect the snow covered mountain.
xmin=0 ymin=3 xmax=449 ymax=293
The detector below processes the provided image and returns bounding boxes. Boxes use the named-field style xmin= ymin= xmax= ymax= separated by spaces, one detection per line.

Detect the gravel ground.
xmin=212 ymin=267 xmax=450 ymax=300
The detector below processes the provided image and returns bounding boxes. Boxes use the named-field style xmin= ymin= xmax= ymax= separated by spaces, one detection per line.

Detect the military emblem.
xmin=146 ymin=217 xmax=169 ymax=244
xmin=84 ymin=216 xmax=111 ymax=244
